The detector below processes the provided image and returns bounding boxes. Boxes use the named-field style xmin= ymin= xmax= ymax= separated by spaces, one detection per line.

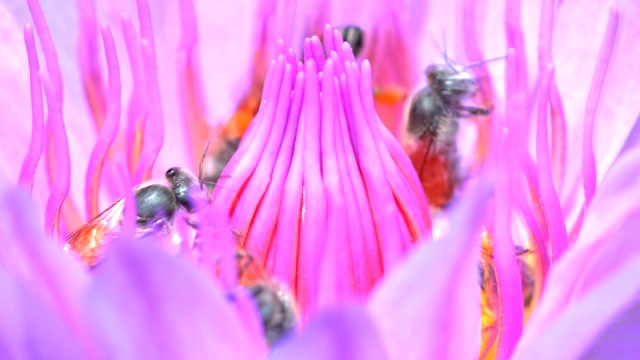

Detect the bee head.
xmin=426 ymin=64 xmax=478 ymax=100
xmin=166 ymin=167 xmax=210 ymax=213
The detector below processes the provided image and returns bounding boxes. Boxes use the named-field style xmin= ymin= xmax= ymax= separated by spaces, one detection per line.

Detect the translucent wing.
xmin=236 ymin=243 xmax=268 ymax=286
xmin=63 ymin=199 xmax=125 ymax=267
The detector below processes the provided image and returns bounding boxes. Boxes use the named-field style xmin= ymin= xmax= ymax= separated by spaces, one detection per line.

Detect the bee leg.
xmin=458 ymin=105 xmax=490 ymax=117
xmin=231 ymin=229 xmax=245 ymax=239
xmin=515 ymin=245 xmax=532 ymax=256
xmin=185 ymin=218 xmax=201 ymax=230
xmin=236 ymin=249 xmax=256 ymax=278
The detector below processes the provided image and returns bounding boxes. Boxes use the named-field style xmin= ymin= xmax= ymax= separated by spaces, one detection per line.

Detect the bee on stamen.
xmin=405 ymin=61 xmax=491 ymax=209
xmin=234 ymin=246 xmax=298 ymax=346
xmin=64 ymin=140 xmax=214 ymax=267
xmin=479 ymin=239 xmax=537 ymax=358
xmin=338 ymin=25 xmax=365 ymax=58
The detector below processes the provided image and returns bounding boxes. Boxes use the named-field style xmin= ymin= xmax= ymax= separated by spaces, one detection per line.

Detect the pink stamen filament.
xmin=523 ymin=167 xmax=551 ymax=281
xmin=27 ymin=0 xmax=71 ymax=239
xmin=493 ymin=49 xmax=524 ymax=359
xmin=133 ymin=0 xmax=164 ymax=184
xmin=319 ymin=59 xmax=356 ymax=302
xmin=18 ymin=24 xmax=44 ymax=194
xmin=537 ymin=64 xmax=568 ymax=261
xmin=505 ymin=0 xmax=529 ymax=102
xmin=120 ymin=13 xmax=148 ymax=178
xmin=537 ymin=0 xmax=555 ymax=67
xmin=343 ymin=61 xmax=404 ymax=270
xmin=334 ymin=76 xmax=383 ymax=284
xmin=460 ymin=0 xmax=495 ymax=166
xmin=84 ymin=23 xmax=122 ymax=219
xmin=211 ymin=28 xmax=430 ymax=316
xmin=536 ymin=0 xmax=568 ymax=261
xmin=549 ymin=81 xmax=567 ymax=189
xmin=259 ymin=71 xmax=306 ymax=280
xmin=582 ymin=8 xmax=620 ymax=207
xmin=298 ymin=58 xmax=327 ymax=315
xmin=233 ymin=58 xmax=295 ymax=250
xmin=77 ymin=0 xmax=107 ymax=129
xmin=360 ymin=60 xmax=430 ymax=242
xmin=505 ymin=0 xmax=552 ymax=284
xmin=178 ymin=0 xmax=211 ymax=169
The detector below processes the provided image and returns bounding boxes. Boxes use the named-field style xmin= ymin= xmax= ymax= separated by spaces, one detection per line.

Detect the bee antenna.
xmin=463 ymin=55 xmax=507 ymax=70
xmin=427 ymin=31 xmax=442 ymax=54
xmin=200 ymin=178 xmax=238 ymax=193
xmin=427 ymin=30 xmax=458 ymax=73
xmin=199 ymin=130 xmax=214 ymax=187
xmin=442 ymin=31 xmax=459 ymax=73
xmin=442 ymin=32 xmax=450 ymax=64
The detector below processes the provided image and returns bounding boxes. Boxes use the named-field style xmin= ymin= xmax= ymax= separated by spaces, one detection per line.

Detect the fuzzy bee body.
xmin=64 ymin=168 xmax=209 ymax=267
xmin=407 ymin=64 xmax=489 ymax=208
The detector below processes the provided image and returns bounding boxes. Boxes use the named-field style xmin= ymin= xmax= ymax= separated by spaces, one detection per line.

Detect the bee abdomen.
xmin=247 ymin=282 xmax=297 ymax=345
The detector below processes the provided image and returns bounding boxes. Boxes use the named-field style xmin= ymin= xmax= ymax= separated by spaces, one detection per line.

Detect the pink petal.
xmin=0 ymin=184 xmax=91 ymax=351
xmin=368 ymin=181 xmax=492 ymax=359
xmin=4 ymin=0 xmax=97 ymax=217
xmin=581 ymin=8 xmax=620 ymax=207
xmin=556 ymin=0 xmax=640 ymax=217
xmin=580 ymin=300 xmax=640 ymax=358
xmin=17 ymin=24 xmax=44 ymax=193
xmin=514 ymin=240 xmax=640 ymax=359
xmin=85 ymin=240 xmax=266 ymax=359
xmin=272 ymin=306 xmax=389 ymax=360
xmin=515 ymin=148 xmax=640 ymax=357
xmin=578 ymin=146 xmax=640 ymax=249
xmin=84 ymin=23 xmax=121 ymax=219
xmin=0 ymin=269 xmax=85 ymax=359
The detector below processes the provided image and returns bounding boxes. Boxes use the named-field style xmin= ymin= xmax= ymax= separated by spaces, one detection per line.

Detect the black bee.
xmin=480 ymin=245 xmax=536 ymax=309
xmin=202 ymin=138 xmax=240 ymax=191
xmin=235 ymin=247 xmax=298 ymax=346
xmin=338 ymin=25 xmax=365 ymax=57
xmin=406 ymin=63 xmax=490 ymax=208
xmin=64 ymin=167 xmax=210 ymax=266
xmin=246 ymin=282 xmax=297 ymax=345
xmin=204 ymin=25 xmax=364 ymax=191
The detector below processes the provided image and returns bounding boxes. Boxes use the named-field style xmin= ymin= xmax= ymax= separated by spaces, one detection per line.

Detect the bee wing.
xmin=63 ymin=199 xmax=125 ymax=267
xmin=236 ymin=244 xmax=268 ymax=286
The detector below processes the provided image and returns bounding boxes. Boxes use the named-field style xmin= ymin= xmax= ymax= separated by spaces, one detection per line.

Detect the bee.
xmin=235 ymin=247 xmax=298 ymax=346
xmin=202 ymin=137 xmax=241 ymax=190
xmin=203 ymin=25 xmax=366 ymax=189
xmin=201 ymin=85 xmax=259 ymax=189
xmin=338 ymin=25 xmax=365 ymax=57
xmin=64 ymin=167 xmax=210 ymax=267
xmin=245 ymin=282 xmax=297 ymax=345
xmin=406 ymin=63 xmax=490 ymax=208
xmin=480 ymin=244 xmax=536 ymax=309
xmin=334 ymin=25 xmax=409 ymax=136
xmin=479 ymin=237 xmax=537 ymax=358
xmin=202 ymin=43 xmax=268 ymax=188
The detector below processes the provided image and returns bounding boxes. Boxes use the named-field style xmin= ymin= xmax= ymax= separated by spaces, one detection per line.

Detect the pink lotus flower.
xmin=210 ymin=27 xmax=431 ymax=316
xmin=1 ymin=0 xmax=640 ymax=358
